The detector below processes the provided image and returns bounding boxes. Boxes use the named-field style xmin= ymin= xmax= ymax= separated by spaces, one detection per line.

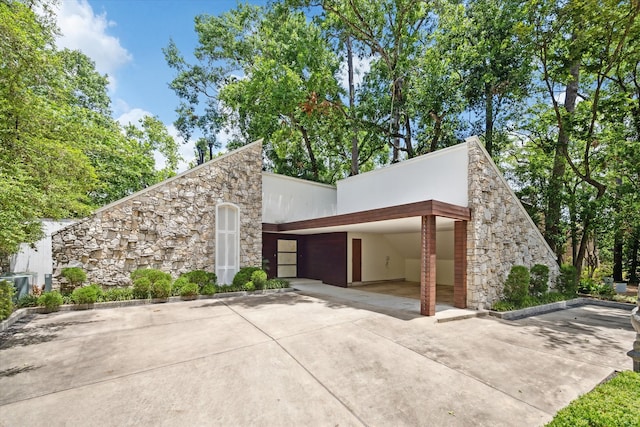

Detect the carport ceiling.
xmin=278 ymin=216 xmax=456 ymax=235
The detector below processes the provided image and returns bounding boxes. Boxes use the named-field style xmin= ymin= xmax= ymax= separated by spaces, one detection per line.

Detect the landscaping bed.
xmin=489 ymin=297 xmax=636 ymax=320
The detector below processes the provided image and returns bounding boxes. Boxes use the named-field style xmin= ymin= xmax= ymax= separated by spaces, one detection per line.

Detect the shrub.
xmin=150 ymin=278 xmax=172 ymax=299
xmin=171 ymin=277 xmax=191 ymax=296
xmin=491 ymin=300 xmax=515 ymax=312
xmin=578 ymin=278 xmax=599 ymax=294
xmin=529 ymin=264 xmax=549 ymax=296
xmin=200 ymin=283 xmax=216 ymax=296
xmin=244 ymin=281 xmax=255 ymax=292
xmin=250 ymin=270 xmax=268 ymax=289
xmin=71 ymin=284 xmax=100 ymax=305
xmin=182 ymin=270 xmax=216 ymax=287
xmin=180 ymin=282 xmax=199 ymax=297
xmin=265 ymin=278 xmax=289 ymax=289
xmin=61 ymin=267 xmax=87 ymax=293
xmin=132 ymin=277 xmax=151 ymax=299
xmin=503 ymin=265 xmax=530 ymax=304
xmin=546 ymin=371 xmax=640 ymax=426
xmin=232 ymin=267 xmax=261 ymax=287
xmin=100 ymin=288 xmax=133 ymax=302
xmin=16 ymin=293 xmax=39 ymax=308
xmin=0 ymin=280 xmax=14 ymax=321
xmin=557 ymin=264 xmax=578 ymax=296
xmin=596 ymin=284 xmax=615 ymax=299
xmin=37 ymin=291 xmax=63 ymax=311
xmin=131 ymin=268 xmax=171 ymax=284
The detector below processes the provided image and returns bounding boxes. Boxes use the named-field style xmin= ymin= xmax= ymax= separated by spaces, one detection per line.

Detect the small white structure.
xmin=10 ymin=219 xmax=76 ymax=286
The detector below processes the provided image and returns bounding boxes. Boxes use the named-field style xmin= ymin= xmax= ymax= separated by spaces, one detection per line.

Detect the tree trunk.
xmin=484 ymin=83 xmax=494 ymax=157
xmin=629 ymin=227 xmax=639 ymax=284
xmin=613 ymin=228 xmax=624 ymax=281
xmin=299 ymin=126 xmax=319 ymax=181
xmin=346 ymin=35 xmax=359 ymax=176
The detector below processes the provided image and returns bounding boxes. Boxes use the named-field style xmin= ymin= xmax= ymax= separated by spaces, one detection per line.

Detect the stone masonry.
xmin=466 ymin=137 xmax=560 ymax=309
xmin=52 ymin=141 xmax=263 ymax=287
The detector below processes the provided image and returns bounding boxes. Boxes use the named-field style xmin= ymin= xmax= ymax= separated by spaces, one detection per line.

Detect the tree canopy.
xmin=0 ymin=0 xmax=180 ymax=263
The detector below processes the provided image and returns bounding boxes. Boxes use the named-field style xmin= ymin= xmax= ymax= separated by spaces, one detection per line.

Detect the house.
xmin=51 ymin=136 xmax=559 ymax=315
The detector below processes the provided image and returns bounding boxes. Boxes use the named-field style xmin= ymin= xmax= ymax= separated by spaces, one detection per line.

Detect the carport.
xmin=263 ymin=199 xmax=470 ymax=316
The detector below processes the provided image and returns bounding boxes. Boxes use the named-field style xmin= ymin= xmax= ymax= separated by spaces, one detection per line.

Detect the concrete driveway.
xmin=0 ymin=291 xmax=635 ymax=427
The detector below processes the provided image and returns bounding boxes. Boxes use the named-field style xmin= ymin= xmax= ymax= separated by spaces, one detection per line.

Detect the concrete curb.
xmin=0 ymin=288 xmax=295 ymax=332
xmin=489 ymin=297 xmax=636 ymax=320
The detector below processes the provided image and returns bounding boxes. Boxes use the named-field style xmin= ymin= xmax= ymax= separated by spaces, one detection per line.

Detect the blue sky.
xmin=54 ymin=0 xmax=268 ymax=169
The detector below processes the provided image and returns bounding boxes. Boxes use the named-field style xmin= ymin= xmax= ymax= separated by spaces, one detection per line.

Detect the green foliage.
xmin=557 ymin=265 xmax=578 ymax=296
xmin=61 ymin=267 xmax=87 ymax=288
xmin=232 ymin=267 xmax=261 ymax=288
xmin=244 ymin=281 xmax=255 ymax=292
xmin=595 ymin=284 xmax=615 ymax=299
xmin=200 ymin=283 xmax=216 ymax=296
xmin=171 ymin=276 xmax=190 ymax=297
xmin=179 ymin=282 xmax=199 ymax=297
xmin=16 ymin=293 xmax=39 ymax=308
xmin=250 ymin=270 xmax=268 ymax=289
xmin=131 ymin=268 xmax=172 ymax=284
xmin=0 ymin=280 xmax=14 ymax=320
xmin=181 ymin=270 xmax=216 ymax=287
xmin=150 ymin=279 xmax=172 ymax=299
xmin=530 ymin=264 xmax=550 ymax=296
xmin=37 ymin=291 xmax=63 ymax=311
xmin=491 ymin=300 xmax=516 ymax=312
xmin=99 ymin=288 xmax=133 ymax=302
xmin=132 ymin=277 xmax=151 ymax=300
xmin=71 ymin=284 xmax=100 ymax=305
xmin=264 ymin=278 xmax=290 ymax=289
xmin=503 ymin=265 xmax=530 ymax=304
xmin=546 ymin=371 xmax=640 ymax=427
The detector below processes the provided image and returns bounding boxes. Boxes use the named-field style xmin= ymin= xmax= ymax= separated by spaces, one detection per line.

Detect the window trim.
xmin=215 ymin=203 xmax=240 ymax=285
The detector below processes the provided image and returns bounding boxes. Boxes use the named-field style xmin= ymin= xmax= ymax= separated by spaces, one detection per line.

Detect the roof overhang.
xmin=263 ymin=200 xmax=470 ymax=234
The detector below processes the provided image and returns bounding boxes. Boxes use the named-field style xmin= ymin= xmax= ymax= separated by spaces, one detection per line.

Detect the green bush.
xmin=265 ymin=278 xmax=289 ymax=289
xmin=61 ymin=267 xmax=87 ymax=293
xmin=181 ymin=270 xmax=216 ymax=287
xmin=150 ymin=278 xmax=172 ymax=299
xmin=131 ymin=268 xmax=171 ymax=284
xmin=503 ymin=265 xmax=530 ymax=304
xmin=596 ymin=284 xmax=615 ymax=299
xmin=180 ymin=282 xmax=199 ymax=297
xmin=0 ymin=280 xmax=15 ymax=321
xmin=232 ymin=267 xmax=261 ymax=287
xmin=100 ymin=288 xmax=133 ymax=302
xmin=132 ymin=277 xmax=151 ymax=299
xmin=578 ymin=278 xmax=599 ymax=294
xmin=71 ymin=284 xmax=100 ymax=305
xmin=557 ymin=264 xmax=578 ymax=296
xmin=171 ymin=277 xmax=191 ymax=296
xmin=16 ymin=293 xmax=39 ymax=308
xmin=244 ymin=281 xmax=255 ymax=292
xmin=37 ymin=291 xmax=63 ymax=311
xmin=546 ymin=371 xmax=640 ymax=427
xmin=200 ymin=283 xmax=216 ymax=296
xmin=250 ymin=270 xmax=268 ymax=289
xmin=491 ymin=300 xmax=515 ymax=312
xmin=530 ymin=264 xmax=549 ymax=296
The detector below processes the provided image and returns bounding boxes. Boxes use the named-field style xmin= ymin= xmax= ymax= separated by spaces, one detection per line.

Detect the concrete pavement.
xmin=0 ymin=291 xmax=635 ymax=426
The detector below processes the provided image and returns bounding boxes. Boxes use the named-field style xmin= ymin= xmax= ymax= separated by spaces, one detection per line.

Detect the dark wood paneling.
xmin=301 ymin=232 xmax=347 ymax=287
xmin=271 ymin=200 xmax=471 ymax=232
xmin=261 ymin=232 xmax=280 ymax=279
xmin=352 ymin=238 xmax=362 ymax=282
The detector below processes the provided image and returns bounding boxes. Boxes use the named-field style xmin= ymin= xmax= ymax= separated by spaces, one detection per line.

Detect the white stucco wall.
xmin=262 ymin=173 xmax=337 ymax=223
xmin=10 ymin=219 xmax=76 ymax=285
xmin=336 ymin=144 xmax=469 ymax=214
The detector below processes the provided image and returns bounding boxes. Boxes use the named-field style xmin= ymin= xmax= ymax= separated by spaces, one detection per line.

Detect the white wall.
xmin=10 ymin=219 xmax=76 ymax=285
xmin=337 ymin=144 xmax=469 ymax=214
xmin=262 ymin=173 xmax=337 ymax=223
xmin=347 ymin=229 xmax=455 ymax=285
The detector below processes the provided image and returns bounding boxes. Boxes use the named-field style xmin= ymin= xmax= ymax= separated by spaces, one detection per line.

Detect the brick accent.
xmin=454 ymin=221 xmax=467 ymax=309
xmin=420 ymin=215 xmax=436 ymax=316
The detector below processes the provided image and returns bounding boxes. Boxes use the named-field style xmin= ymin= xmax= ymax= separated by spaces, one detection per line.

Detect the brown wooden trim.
xmin=266 ymin=200 xmax=470 ymax=233
xmin=262 ymin=223 xmax=280 ymax=233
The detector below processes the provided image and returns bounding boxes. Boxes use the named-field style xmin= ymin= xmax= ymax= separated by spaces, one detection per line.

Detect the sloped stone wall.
xmin=52 ymin=142 xmax=263 ymax=287
xmin=466 ymin=138 xmax=559 ymax=309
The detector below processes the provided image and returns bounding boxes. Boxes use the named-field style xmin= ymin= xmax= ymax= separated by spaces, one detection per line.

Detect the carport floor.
xmin=353 ymin=280 xmax=454 ymax=305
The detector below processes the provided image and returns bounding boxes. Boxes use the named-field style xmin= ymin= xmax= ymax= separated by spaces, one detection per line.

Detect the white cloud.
xmin=55 ymin=0 xmax=132 ymax=91
xmin=338 ymin=55 xmax=374 ymax=91
xmin=116 ymin=108 xmax=150 ymax=127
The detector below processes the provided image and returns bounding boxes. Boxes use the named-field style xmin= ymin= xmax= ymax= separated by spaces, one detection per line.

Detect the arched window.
xmin=216 ymin=203 xmax=240 ymax=285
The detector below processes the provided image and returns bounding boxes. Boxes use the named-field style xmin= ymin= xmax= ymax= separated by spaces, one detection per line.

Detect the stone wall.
xmin=466 ymin=137 xmax=559 ymax=309
xmin=52 ymin=141 xmax=263 ymax=287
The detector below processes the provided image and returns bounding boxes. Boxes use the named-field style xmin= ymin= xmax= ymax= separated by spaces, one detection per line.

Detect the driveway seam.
xmin=222 ymin=301 xmax=369 ymax=427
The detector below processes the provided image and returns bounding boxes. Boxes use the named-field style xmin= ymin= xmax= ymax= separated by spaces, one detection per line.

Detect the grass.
xmin=546 ymin=371 xmax=640 ymax=427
